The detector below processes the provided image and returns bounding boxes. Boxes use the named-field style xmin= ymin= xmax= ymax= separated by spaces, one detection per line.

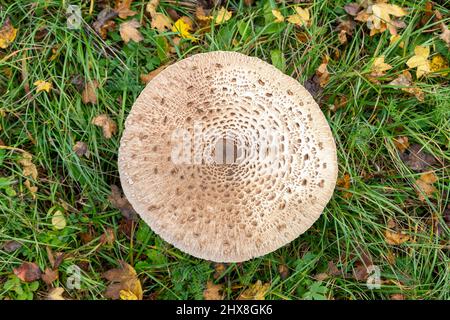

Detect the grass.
xmin=0 ymin=0 xmax=449 ymax=300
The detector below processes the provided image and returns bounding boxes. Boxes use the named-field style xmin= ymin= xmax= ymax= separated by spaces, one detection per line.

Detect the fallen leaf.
xmin=389 ymin=34 xmax=404 ymax=48
xmin=24 ymin=179 xmax=38 ymax=199
xmin=195 ymin=7 xmax=213 ymax=23
xmin=388 ymin=70 xmax=424 ymax=101
xmin=337 ymin=173 xmax=351 ymax=199
xmin=353 ymin=261 xmax=369 ymax=281
xmin=93 ymin=8 xmax=117 ymax=39
xmin=19 ymin=152 xmax=38 ymax=180
xmin=100 ymin=227 xmax=115 ymax=245
xmin=400 ymin=143 xmax=437 ymax=171
xmin=406 ymin=46 xmax=430 ymax=78
xmin=52 ymin=210 xmax=66 ymax=230
xmin=391 ymin=293 xmax=405 ymax=300
xmin=73 ymin=141 xmax=89 ymax=157
xmin=343 ymin=3 xmax=361 ymax=16
xmin=140 ymin=65 xmax=167 ymax=84
xmin=82 ymin=80 xmax=99 ymax=104
xmin=41 ymin=267 xmax=59 ymax=285
xmin=92 ymin=114 xmax=117 ymax=139
xmin=287 ymin=7 xmax=310 ymax=27
xmin=355 ymin=2 xmax=407 ymax=36
xmin=0 ymin=18 xmax=18 ymax=49
xmin=271 ymin=9 xmax=285 ymax=23
xmin=415 ymin=171 xmax=438 ymax=202
xmin=370 ymin=56 xmax=392 ymax=77
xmin=47 ymin=287 xmax=66 ymax=300
xmin=119 ymin=19 xmax=143 ymax=43
xmin=439 ymin=23 xmax=450 ymax=47
xmin=172 ymin=17 xmax=196 ymax=40
xmin=385 ymin=219 xmax=410 ymax=245
xmin=429 ymin=54 xmax=449 ymax=75
xmin=103 ymin=261 xmax=143 ymax=300
xmin=34 ymin=80 xmax=52 ymax=93
xmin=215 ymin=7 xmax=232 ymax=24
xmin=337 ymin=19 xmax=356 ymax=44
xmin=108 ymin=185 xmax=138 ymax=220
xmin=14 ymin=262 xmax=41 ymax=282
xmin=120 ymin=289 xmax=139 ymax=300
xmin=151 ymin=13 xmax=172 ymax=32
xmin=2 ymin=240 xmax=22 ymax=252
xmin=146 ymin=0 xmax=160 ymax=16
xmin=213 ymin=263 xmax=226 ymax=279
xmin=203 ymin=281 xmax=224 ymax=300
xmin=315 ymin=56 xmax=330 ymax=87
xmin=278 ymin=264 xmax=289 ymax=280
xmin=114 ymin=0 xmax=137 ymax=19
xmin=393 ymin=136 xmax=409 ymax=153
xmin=238 ymin=280 xmax=270 ymax=300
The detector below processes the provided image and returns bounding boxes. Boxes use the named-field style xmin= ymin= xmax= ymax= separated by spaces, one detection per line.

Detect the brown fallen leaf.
xmin=390 ymin=293 xmax=405 ymax=300
xmin=14 ymin=262 xmax=42 ymax=282
xmin=103 ymin=261 xmax=143 ymax=300
xmin=315 ymin=56 xmax=330 ymax=87
xmin=213 ymin=263 xmax=226 ymax=280
xmin=19 ymin=151 xmax=38 ymax=180
xmin=393 ymin=136 xmax=409 ymax=153
xmin=385 ymin=219 xmax=410 ymax=245
xmin=100 ymin=227 xmax=115 ymax=246
xmin=337 ymin=173 xmax=351 ymax=199
xmin=41 ymin=267 xmax=59 ymax=285
xmin=2 ymin=240 xmax=22 ymax=252
xmin=140 ymin=65 xmax=167 ymax=84
xmin=439 ymin=23 xmax=450 ymax=47
xmin=278 ymin=264 xmax=289 ymax=280
xmin=119 ymin=19 xmax=144 ymax=44
xmin=389 ymin=71 xmax=424 ymax=101
xmin=82 ymin=80 xmax=99 ymax=104
xmin=93 ymin=8 xmax=117 ymax=39
xmin=73 ymin=141 xmax=89 ymax=157
xmin=238 ymin=280 xmax=270 ymax=300
xmin=337 ymin=19 xmax=356 ymax=44
xmin=400 ymin=144 xmax=437 ymax=171
xmin=343 ymin=3 xmax=361 ymax=16
xmin=0 ymin=18 xmax=18 ymax=49
xmin=203 ymin=281 xmax=224 ymax=300
xmin=151 ymin=12 xmax=172 ymax=32
xmin=47 ymin=287 xmax=66 ymax=300
xmin=24 ymin=179 xmax=38 ymax=199
xmin=92 ymin=114 xmax=117 ymax=139
xmin=109 ymin=185 xmax=138 ymax=220
xmin=415 ymin=171 xmax=438 ymax=202
xmin=114 ymin=0 xmax=137 ymax=19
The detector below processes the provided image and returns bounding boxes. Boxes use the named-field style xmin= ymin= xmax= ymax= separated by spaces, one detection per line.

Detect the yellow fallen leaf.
xmin=172 ymin=17 xmax=196 ymax=41
xmin=120 ymin=289 xmax=139 ymax=300
xmin=196 ymin=7 xmax=213 ymax=23
xmin=415 ymin=171 xmax=438 ymax=202
xmin=119 ymin=19 xmax=143 ymax=44
xmin=356 ymin=2 xmax=407 ymax=36
xmin=371 ymin=3 xmax=407 ymax=30
xmin=389 ymin=34 xmax=404 ymax=48
xmin=287 ymin=7 xmax=310 ymax=27
xmin=406 ymin=46 xmax=430 ymax=78
xmin=34 ymin=80 xmax=52 ymax=93
xmin=215 ymin=7 xmax=232 ymax=24
xmin=271 ymin=9 xmax=285 ymax=23
xmin=92 ymin=114 xmax=117 ymax=139
xmin=238 ymin=280 xmax=270 ymax=300
xmin=388 ymin=70 xmax=424 ymax=101
xmin=52 ymin=210 xmax=66 ymax=230
xmin=203 ymin=281 xmax=224 ymax=300
xmin=429 ymin=54 xmax=449 ymax=75
xmin=0 ymin=18 xmax=17 ymax=49
xmin=370 ymin=56 xmax=392 ymax=77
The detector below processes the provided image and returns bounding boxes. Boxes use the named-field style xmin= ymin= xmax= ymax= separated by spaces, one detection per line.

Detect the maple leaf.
xmin=406 ymin=46 xmax=430 ymax=78
xmin=172 ymin=17 xmax=196 ymax=41
xmin=34 ymin=80 xmax=52 ymax=93
xmin=119 ymin=19 xmax=143 ymax=43
xmin=0 ymin=18 xmax=17 ymax=49
xmin=114 ymin=0 xmax=137 ymax=19
xmin=215 ymin=7 xmax=232 ymax=24
xmin=92 ymin=114 xmax=117 ymax=139
xmin=355 ymin=2 xmax=407 ymax=36
xmin=415 ymin=171 xmax=438 ymax=202
xmin=151 ymin=13 xmax=172 ymax=32
xmin=388 ymin=70 xmax=424 ymax=101
xmin=41 ymin=267 xmax=59 ymax=285
xmin=287 ymin=7 xmax=310 ymax=27
xmin=203 ymin=281 xmax=224 ymax=300
xmin=103 ymin=261 xmax=143 ymax=300
xmin=271 ymin=9 xmax=284 ymax=23
xmin=238 ymin=280 xmax=270 ymax=300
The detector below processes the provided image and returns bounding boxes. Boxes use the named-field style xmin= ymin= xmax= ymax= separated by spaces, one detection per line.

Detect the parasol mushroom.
xmin=119 ymin=51 xmax=337 ymax=262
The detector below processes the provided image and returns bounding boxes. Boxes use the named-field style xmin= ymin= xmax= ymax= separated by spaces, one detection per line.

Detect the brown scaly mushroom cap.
xmin=119 ymin=51 xmax=338 ymax=262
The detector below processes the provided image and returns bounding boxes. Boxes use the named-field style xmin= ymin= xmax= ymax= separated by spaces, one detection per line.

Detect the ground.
xmin=0 ymin=0 xmax=449 ymax=300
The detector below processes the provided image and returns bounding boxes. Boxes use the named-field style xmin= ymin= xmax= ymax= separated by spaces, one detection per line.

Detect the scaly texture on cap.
xmin=119 ymin=51 xmax=338 ymax=262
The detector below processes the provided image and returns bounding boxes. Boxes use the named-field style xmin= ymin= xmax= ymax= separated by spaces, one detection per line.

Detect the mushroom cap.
xmin=119 ymin=51 xmax=338 ymax=262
